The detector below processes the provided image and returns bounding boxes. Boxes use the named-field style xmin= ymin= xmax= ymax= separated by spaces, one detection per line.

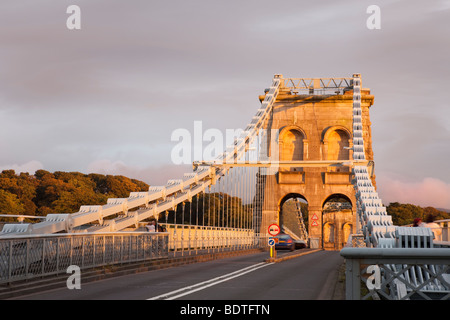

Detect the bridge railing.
xmin=160 ymin=223 xmax=262 ymax=253
xmin=0 ymin=232 xmax=168 ymax=285
xmin=340 ymin=247 xmax=450 ymax=300
xmin=401 ymin=220 xmax=450 ymax=242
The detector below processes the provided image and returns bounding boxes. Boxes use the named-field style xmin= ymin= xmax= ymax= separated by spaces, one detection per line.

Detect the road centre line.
xmin=147 ymin=262 xmax=274 ymax=300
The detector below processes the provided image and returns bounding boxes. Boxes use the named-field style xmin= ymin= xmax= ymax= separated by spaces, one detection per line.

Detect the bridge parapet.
xmin=0 ymin=232 xmax=168 ymax=285
xmin=341 ymin=247 xmax=450 ymax=300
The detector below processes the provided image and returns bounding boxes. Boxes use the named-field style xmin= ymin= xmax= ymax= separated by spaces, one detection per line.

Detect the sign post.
xmin=268 ymin=224 xmax=280 ymax=258
xmin=268 ymin=237 xmax=275 ymax=258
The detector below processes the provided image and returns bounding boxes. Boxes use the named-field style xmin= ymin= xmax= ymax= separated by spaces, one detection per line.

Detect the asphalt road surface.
xmin=12 ymin=250 xmax=344 ymax=301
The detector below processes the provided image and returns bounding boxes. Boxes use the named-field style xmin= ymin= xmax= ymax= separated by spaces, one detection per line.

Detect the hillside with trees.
xmin=386 ymin=202 xmax=450 ymax=226
xmin=0 ymin=169 xmax=149 ymax=222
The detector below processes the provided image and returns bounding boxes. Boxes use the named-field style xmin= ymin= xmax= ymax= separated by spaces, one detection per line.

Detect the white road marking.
xmin=147 ymin=262 xmax=274 ymax=300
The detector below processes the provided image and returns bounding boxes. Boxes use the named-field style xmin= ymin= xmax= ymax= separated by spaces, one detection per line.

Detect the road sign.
xmin=268 ymin=224 xmax=280 ymax=236
xmin=268 ymin=237 xmax=277 ymax=258
xmin=311 ymin=213 xmax=319 ymax=227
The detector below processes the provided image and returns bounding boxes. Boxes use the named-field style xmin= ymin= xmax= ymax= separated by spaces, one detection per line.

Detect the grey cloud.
xmin=0 ymin=0 xmax=449 ymax=207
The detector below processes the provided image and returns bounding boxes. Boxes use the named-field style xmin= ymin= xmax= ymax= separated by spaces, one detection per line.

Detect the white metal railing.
xmin=0 ymin=232 xmax=168 ymax=284
xmin=161 ymin=223 xmax=260 ymax=253
xmin=280 ymin=77 xmax=353 ymax=95
xmin=341 ymin=247 xmax=450 ymax=300
xmin=436 ymin=220 xmax=450 ymax=242
xmin=402 ymin=220 xmax=450 ymax=242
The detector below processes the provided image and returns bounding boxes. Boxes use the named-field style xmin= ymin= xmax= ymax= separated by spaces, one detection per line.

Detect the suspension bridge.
xmin=0 ymin=74 xmax=449 ymax=300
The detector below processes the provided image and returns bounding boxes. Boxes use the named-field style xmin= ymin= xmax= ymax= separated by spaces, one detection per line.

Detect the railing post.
xmin=69 ymin=236 xmax=73 ymax=267
xmin=110 ymin=235 xmax=113 ymax=264
xmin=81 ymin=236 xmax=85 ymax=268
xmin=142 ymin=234 xmax=146 ymax=261
xmin=102 ymin=235 xmax=106 ymax=265
xmin=8 ymin=240 xmax=12 ymax=282
xmin=345 ymin=258 xmax=361 ymax=300
xmin=120 ymin=235 xmax=124 ymax=263
xmin=157 ymin=233 xmax=160 ymax=258
xmin=150 ymin=234 xmax=154 ymax=259
xmin=92 ymin=235 xmax=96 ymax=265
xmin=56 ymin=237 xmax=60 ymax=274
xmin=42 ymin=238 xmax=45 ymax=275
xmin=128 ymin=235 xmax=132 ymax=262
xmin=26 ymin=239 xmax=30 ymax=278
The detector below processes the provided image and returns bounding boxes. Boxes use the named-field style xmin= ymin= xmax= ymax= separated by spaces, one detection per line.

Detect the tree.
xmin=0 ymin=170 xmax=38 ymax=216
xmin=386 ymin=202 xmax=450 ymax=225
xmin=0 ymin=170 xmax=150 ymax=218
xmin=0 ymin=189 xmax=25 ymax=222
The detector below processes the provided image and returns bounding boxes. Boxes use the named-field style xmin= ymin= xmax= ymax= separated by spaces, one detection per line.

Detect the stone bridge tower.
xmin=257 ymin=75 xmax=375 ymax=250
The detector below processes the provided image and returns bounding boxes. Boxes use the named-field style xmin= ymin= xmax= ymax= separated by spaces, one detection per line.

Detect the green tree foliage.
xmin=0 ymin=170 xmax=149 ymax=221
xmin=0 ymin=171 xmax=38 ymax=215
xmin=386 ymin=202 xmax=450 ymax=225
xmin=0 ymin=189 xmax=25 ymax=222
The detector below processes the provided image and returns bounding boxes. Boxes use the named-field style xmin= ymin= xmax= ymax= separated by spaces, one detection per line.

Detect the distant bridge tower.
xmin=257 ymin=75 xmax=375 ymax=250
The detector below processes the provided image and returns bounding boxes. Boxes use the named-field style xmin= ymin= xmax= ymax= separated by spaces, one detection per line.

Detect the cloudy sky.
xmin=0 ymin=0 xmax=449 ymax=208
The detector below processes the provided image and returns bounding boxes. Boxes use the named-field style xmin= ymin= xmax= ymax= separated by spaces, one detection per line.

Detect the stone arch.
xmin=278 ymin=193 xmax=309 ymax=238
xmin=321 ymin=193 xmax=353 ymax=210
xmin=279 ymin=126 xmax=307 ymax=161
xmin=322 ymin=126 xmax=352 ymax=161
xmin=323 ymin=222 xmax=335 ymax=243
xmin=322 ymin=193 xmax=353 ymax=250
xmin=342 ymin=222 xmax=353 ymax=247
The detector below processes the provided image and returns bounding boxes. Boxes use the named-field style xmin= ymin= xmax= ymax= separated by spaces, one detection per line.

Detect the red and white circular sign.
xmin=268 ymin=223 xmax=281 ymax=236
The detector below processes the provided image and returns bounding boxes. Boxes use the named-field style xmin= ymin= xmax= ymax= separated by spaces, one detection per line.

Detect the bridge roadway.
xmin=9 ymin=249 xmax=344 ymax=300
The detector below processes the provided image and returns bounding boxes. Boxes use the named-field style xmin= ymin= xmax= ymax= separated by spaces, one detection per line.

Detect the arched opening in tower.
xmin=279 ymin=193 xmax=309 ymax=241
xmin=322 ymin=194 xmax=353 ymax=250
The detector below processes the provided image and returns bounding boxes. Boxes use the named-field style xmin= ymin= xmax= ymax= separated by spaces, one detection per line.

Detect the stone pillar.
xmin=259 ymin=75 xmax=375 ymax=250
xmin=308 ymin=205 xmax=322 ymax=246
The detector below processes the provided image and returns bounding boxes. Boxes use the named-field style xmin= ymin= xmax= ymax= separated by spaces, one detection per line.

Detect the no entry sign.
xmin=268 ymin=223 xmax=280 ymax=236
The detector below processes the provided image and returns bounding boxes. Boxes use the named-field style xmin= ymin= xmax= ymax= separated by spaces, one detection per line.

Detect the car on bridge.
xmin=274 ymin=233 xmax=295 ymax=251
